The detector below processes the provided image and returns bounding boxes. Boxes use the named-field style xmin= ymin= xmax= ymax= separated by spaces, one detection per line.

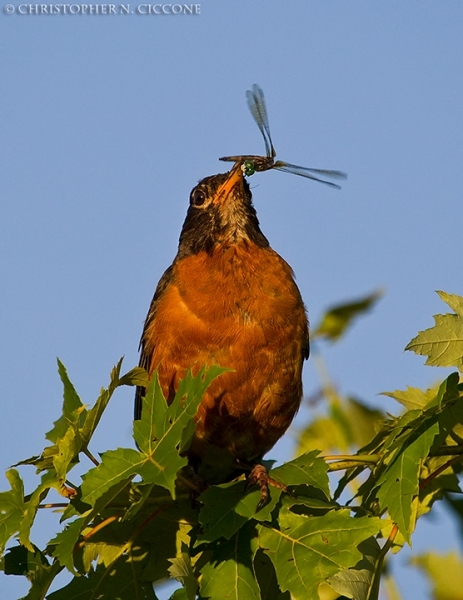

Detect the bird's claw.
xmin=247 ymin=464 xmax=287 ymax=512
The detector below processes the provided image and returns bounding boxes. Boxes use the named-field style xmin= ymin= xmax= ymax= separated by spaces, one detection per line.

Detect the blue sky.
xmin=1 ymin=2 xmax=463 ymax=598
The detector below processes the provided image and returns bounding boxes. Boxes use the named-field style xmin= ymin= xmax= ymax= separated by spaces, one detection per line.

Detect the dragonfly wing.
xmin=273 ymin=161 xmax=347 ymax=189
xmin=246 ymin=84 xmax=276 ymax=159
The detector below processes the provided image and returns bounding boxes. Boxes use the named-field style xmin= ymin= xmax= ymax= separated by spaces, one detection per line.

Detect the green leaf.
xmin=297 ymin=398 xmax=384 ymax=457
xmin=168 ymin=589 xmax=188 ymax=600
xmin=52 ymin=426 xmax=82 ymax=481
xmin=198 ymin=482 xmax=254 ymax=543
xmin=48 ymin=516 xmax=90 ymax=574
xmin=198 ymin=480 xmax=281 ymax=544
xmin=4 ymin=544 xmax=62 ymax=600
xmin=137 ymin=500 xmax=198 ymax=584
xmin=82 ymin=541 xmax=126 ymax=573
xmin=0 ymin=469 xmax=25 ymax=555
xmin=411 ymin=551 xmax=463 ymax=600
xmin=198 ymin=471 xmax=337 ymax=550
xmin=314 ymin=290 xmax=383 ymax=342
xmin=168 ymin=543 xmax=198 ymax=600
xmin=327 ymin=537 xmax=382 ymax=600
xmin=4 ymin=543 xmax=49 ymax=576
xmin=258 ymin=508 xmax=384 ymax=600
xmin=46 ymin=559 xmax=158 ymax=600
xmin=253 ymin=549 xmax=290 ymax=599
xmin=235 ymin=484 xmax=282 ymax=523
xmin=80 ymin=448 xmax=145 ymax=507
xmin=199 ymin=522 xmax=261 ymax=599
xmin=46 ymin=360 xmax=85 ymax=444
xmin=134 ymin=366 xmax=226 ymax=455
xmin=270 ymin=451 xmax=330 ymax=497
xmin=134 ymin=366 xmax=225 ymax=496
xmin=438 ymin=290 xmax=463 ymax=315
xmin=376 ymin=417 xmax=439 ymax=542
xmin=118 ymin=366 xmax=149 ymax=388
xmin=81 ymin=367 xmax=224 ymax=505
xmin=79 ymin=358 xmax=125 ymax=448
xmin=382 ymin=384 xmax=441 ymax=411
xmin=405 ymin=291 xmax=463 ymax=371
xmin=416 ymin=458 xmax=462 ymax=523
xmin=19 ymin=471 xmax=60 ymax=551
xmin=432 ymin=379 xmax=463 ymax=450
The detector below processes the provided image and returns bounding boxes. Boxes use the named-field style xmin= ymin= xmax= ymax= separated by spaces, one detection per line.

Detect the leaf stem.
xmin=177 ymin=472 xmax=204 ymax=494
xmin=323 ymin=454 xmax=380 ymax=472
xmin=83 ymin=447 xmax=100 ymax=466
xmin=365 ymin=524 xmax=399 ymax=600
xmin=74 ymin=515 xmax=119 ymax=553
xmin=323 ymin=454 xmax=380 ymax=463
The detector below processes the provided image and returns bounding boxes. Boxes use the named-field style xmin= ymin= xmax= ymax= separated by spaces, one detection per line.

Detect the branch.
xmin=419 ymin=455 xmax=463 ymax=490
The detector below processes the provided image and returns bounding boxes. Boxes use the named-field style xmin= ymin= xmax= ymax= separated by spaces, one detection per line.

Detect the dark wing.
xmin=303 ymin=332 xmax=310 ymax=361
xmin=134 ymin=264 xmax=175 ymax=420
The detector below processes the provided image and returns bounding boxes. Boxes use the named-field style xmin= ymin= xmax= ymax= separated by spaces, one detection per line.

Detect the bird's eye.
xmin=191 ymin=189 xmax=207 ymax=207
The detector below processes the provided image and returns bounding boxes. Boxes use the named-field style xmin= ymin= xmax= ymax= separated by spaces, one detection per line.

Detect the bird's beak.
xmin=213 ymin=163 xmax=244 ymax=206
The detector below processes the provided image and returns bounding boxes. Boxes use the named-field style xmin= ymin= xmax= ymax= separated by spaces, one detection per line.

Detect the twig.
xmin=83 ymin=447 xmax=100 ymax=467
xmin=419 ymin=455 xmax=463 ymax=490
xmin=430 ymin=445 xmax=463 ymax=457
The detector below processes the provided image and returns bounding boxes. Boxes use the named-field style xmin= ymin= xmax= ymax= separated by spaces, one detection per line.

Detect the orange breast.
xmin=144 ymin=241 xmax=308 ymax=479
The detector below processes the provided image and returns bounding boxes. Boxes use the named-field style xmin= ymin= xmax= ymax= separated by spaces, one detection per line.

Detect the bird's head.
xmin=177 ymin=163 xmax=269 ymax=258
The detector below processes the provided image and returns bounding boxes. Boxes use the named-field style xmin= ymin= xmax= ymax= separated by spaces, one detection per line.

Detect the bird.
xmin=135 ymin=85 xmax=345 ymax=499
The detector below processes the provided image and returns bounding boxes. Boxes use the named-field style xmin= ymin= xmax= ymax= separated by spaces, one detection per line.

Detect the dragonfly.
xmin=220 ymin=84 xmax=347 ymax=189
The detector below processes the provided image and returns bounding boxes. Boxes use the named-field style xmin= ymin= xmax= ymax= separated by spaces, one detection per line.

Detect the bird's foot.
xmin=247 ymin=463 xmax=287 ymax=511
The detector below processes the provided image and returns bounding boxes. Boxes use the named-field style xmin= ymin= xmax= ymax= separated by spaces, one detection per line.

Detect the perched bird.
xmin=135 ymin=85 xmax=345 ymax=495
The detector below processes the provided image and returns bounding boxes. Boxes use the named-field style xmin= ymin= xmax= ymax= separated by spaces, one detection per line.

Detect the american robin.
xmin=134 ymin=162 xmax=309 ymax=489
xmin=135 ymin=85 xmax=345 ymax=495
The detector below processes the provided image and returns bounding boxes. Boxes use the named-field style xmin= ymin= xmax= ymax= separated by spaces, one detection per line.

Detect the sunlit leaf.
xmin=376 ymin=417 xmax=439 ymax=542
xmin=80 ymin=358 xmax=125 ymax=447
xmin=297 ymin=398 xmax=384 ymax=456
xmin=82 ymin=367 xmax=224 ymax=504
xmin=80 ymin=448 xmax=145 ymax=507
xmin=46 ymin=360 xmax=85 ymax=444
xmin=168 ymin=543 xmax=198 ymax=600
xmin=258 ymin=508 xmax=383 ymax=600
xmin=0 ymin=469 xmax=24 ymax=555
xmin=270 ymin=450 xmax=330 ymax=496
xmin=411 ymin=551 xmax=463 ymax=600
xmin=382 ymin=385 xmax=440 ymax=411
xmin=19 ymin=471 xmax=59 ymax=551
xmin=314 ymin=290 xmax=383 ymax=342
xmin=405 ymin=291 xmax=463 ymax=371
xmin=52 ymin=426 xmax=82 ymax=481
xmin=48 ymin=516 xmax=90 ymax=574
xmin=118 ymin=366 xmax=149 ymax=388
